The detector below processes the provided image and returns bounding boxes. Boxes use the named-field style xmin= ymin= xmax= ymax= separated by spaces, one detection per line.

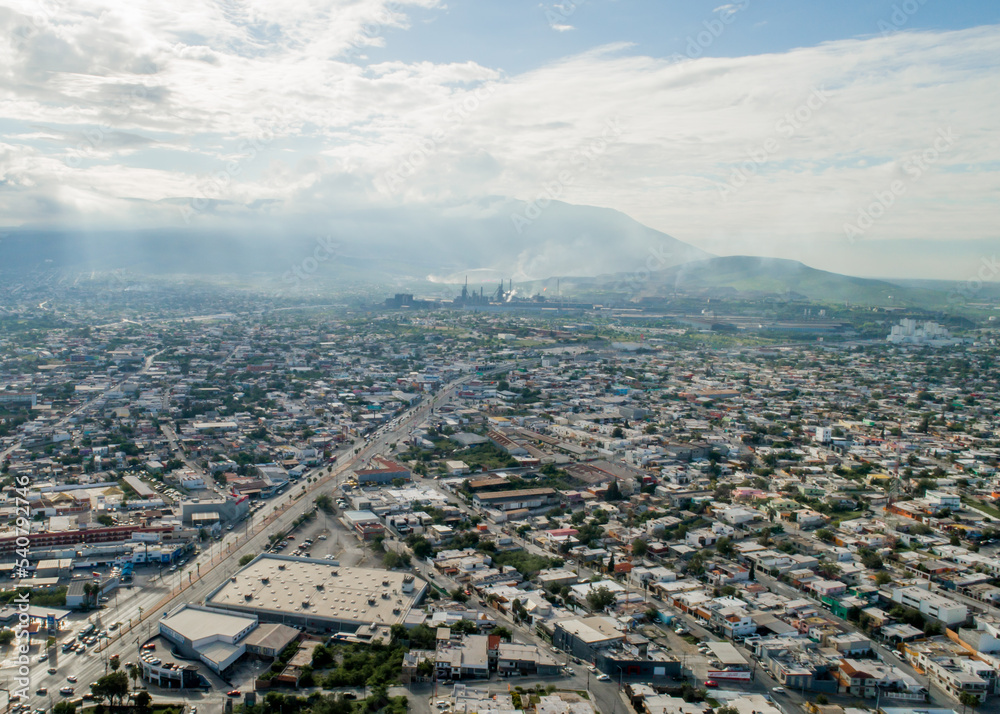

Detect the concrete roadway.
xmin=14 ymin=364 xmax=516 ymax=714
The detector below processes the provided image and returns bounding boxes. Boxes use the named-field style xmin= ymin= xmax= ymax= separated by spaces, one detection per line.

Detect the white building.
xmin=890 ymin=586 xmax=968 ymax=626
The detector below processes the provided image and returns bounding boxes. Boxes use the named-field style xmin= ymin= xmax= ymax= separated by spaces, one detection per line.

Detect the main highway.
xmin=17 ymin=363 xmax=513 ymax=713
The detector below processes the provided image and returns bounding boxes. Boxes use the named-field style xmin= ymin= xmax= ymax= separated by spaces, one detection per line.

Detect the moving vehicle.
xmin=597 ymin=674 xmax=611 ymax=682
xmin=66 ymin=676 xmax=77 ymax=683
xmin=772 ymin=687 xmax=785 ymax=693
xmin=227 ymin=690 xmax=241 ymax=697
xmin=59 ymin=688 xmax=74 ymax=696
xmin=704 ymin=680 xmax=718 ymax=688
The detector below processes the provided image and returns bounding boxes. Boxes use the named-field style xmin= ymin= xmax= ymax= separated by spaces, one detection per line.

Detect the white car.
xmin=772 ymin=687 xmax=785 ymax=693
xmin=596 ymin=674 xmax=611 ymax=682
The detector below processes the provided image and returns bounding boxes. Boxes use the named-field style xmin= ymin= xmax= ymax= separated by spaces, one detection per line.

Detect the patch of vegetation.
xmin=492 ymin=550 xmax=560 ymax=579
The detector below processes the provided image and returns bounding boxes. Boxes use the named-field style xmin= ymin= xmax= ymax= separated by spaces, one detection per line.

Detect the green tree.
xmin=53 ymin=703 xmax=77 ymax=714
xmin=959 ymin=691 xmax=981 ymax=713
xmin=815 ymin=528 xmax=835 ymax=543
xmin=632 ymin=539 xmax=648 ymax=557
xmin=492 ymin=626 xmax=512 ymax=641
xmin=92 ymin=671 xmax=130 ymax=707
xmin=408 ymin=536 xmax=434 ymax=559
xmin=239 ymin=553 xmax=256 ymax=567
xmin=586 ymin=585 xmax=616 ymax=611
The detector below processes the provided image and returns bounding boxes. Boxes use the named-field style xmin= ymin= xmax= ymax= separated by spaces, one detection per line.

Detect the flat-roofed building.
xmin=890 ymin=585 xmax=968 ymax=625
xmin=473 ymin=488 xmax=559 ymax=512
xmin=158 ymin=604 xmax=258 ymax=674
xmin=436 ymin=634 xmax=490 ymax=680
xmin=497 ymin=642 xmax=562 ymax=676
xmin=205 ymin=555 xmax=427 ymax=632
xmin=552 ymin=616 xmax=625 ymax=660
xmin=243 ymin=623 xmax=300 ymax=658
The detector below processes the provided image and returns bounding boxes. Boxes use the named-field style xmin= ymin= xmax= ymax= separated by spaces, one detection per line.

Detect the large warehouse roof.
xmin=161 ymin=605 xmax=256 ymax=642
xmin=206 ymin=555 xmax=426 ymax=629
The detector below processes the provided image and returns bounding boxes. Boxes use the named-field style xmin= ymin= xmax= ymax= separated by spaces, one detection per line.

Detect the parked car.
xmin=227 ymin=690 xmax=241 ymax=697
xmin=704 ymin=680 xmax=718 ymax=688
xmin=597 ymin=674 xmax=611 ymax=682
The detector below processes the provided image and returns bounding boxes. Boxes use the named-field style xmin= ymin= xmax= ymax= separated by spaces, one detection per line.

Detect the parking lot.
xmin=262 ymin=498 xmax=372 ymax=568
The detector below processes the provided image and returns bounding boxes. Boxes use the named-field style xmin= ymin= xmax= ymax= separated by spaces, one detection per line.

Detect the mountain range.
xmin=0 ymin=199 xmax=983 ymax=308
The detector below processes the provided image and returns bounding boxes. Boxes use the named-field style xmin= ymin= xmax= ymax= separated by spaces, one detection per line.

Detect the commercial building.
xmin=354 ymin=456 xmax=411 ymax=484
xmin=496 ymin=642 xmax=562 ymax=676
xmin=436 ymin=634 xmax=490 ymax=680
xmin=243 ymin=623 xmax=301 ymax=658
xmin=179 ymin=496 xmax=249 ymax=526
xmin=833 ymin=658 xmax=927 ymax=702
xmin=552 ymin=616 xmax=625 ymax=661
xmin=158 ymin=604 xmax=259 ymax=675
xmin=342 ymin=509 xmax=386 ymax=541
xmin=473 ymin=488 xmax=559 ymax=512
xmin=889 ymin=586 xmax=968 ymax=626
xmin=205 ymin=555 xmax=427 ymax=633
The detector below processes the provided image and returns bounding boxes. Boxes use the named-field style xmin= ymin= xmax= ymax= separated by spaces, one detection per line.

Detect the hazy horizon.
xmin=1 ymin=1 xmax=998 ymax=281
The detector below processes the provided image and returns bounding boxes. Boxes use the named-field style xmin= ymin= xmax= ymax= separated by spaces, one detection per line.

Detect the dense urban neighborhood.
xmin=2 ymin=304 xmax=1000 ymax=714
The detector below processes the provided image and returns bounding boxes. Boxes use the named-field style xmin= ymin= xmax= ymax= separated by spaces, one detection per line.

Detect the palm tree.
xmin=82 ymin=583 xmax=97 ymax=609
xmin=126 ymin=663 xmax=140 ymax=692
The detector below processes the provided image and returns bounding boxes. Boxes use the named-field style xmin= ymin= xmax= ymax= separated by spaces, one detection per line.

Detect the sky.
xmin=0 ymin=0 xmax=998 ymax=280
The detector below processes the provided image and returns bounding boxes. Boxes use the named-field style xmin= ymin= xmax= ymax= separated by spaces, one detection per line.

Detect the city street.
xmin=9 ymin=365 xmax=516 ymax=714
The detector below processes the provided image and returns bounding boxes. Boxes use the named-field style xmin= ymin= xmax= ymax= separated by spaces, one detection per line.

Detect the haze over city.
xmin=2 ymin=5 xmax=1000 ymax=714
xmin=1 ymin=0 xmax=998 ymax=280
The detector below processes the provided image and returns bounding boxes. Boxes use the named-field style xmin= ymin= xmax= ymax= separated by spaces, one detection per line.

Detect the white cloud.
xmin=0 ymin=2 xmax=997 ymax=277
